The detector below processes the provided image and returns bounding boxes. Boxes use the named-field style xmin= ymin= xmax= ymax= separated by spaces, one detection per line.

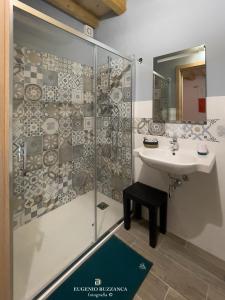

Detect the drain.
xmin=97 ymin=202 xmax=109 ymax=210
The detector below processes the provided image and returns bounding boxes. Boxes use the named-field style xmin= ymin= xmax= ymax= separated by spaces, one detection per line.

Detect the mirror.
xmin=153 ymin=45 xmax=206 ymax=124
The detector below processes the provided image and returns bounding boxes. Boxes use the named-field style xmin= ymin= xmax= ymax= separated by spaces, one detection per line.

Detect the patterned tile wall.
xmin=13 ymin=45 xmax=133 ymax=229
xmin=134 ymin=118 xmax=224 ymax=142
xmin=13 ymin=44 xmax=95 ymax=229
xmin=96 ymin=58 xmax=132 ymax=202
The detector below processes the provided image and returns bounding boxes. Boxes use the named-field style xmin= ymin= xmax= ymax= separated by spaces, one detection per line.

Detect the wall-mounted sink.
xmin=134 ymin=147 xmax=216 ymax=175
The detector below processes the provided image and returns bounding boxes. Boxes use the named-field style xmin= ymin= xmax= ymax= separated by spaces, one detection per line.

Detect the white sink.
xmin=134 ymin=147 xmax=216 ymax=175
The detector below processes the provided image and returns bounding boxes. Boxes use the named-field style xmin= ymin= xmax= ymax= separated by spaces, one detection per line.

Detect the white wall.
xmin=96 ymin=0 xmax=225 ymax=100
xmin=134 ymin=98 xmax=225 ymax=261
xmin=96 ymin=0 xmax=225 ymax=260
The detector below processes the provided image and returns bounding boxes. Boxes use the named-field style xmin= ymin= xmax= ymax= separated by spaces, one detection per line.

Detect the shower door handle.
xmin=23 ymin=141 xmax=27 ymax=176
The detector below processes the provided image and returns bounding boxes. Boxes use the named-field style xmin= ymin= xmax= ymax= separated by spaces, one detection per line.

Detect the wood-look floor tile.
xmin=130 ymin=238 xmax=208 ymax=300
xmin=137 ymin=273 xmax=168 ymax=300
xmin=207 ymin=285 xmax=225 ymax=300
xmin=165 ymin=288 xmax=188 ymax=300
xmin=158 ymin=236 xmax=225 ymax=295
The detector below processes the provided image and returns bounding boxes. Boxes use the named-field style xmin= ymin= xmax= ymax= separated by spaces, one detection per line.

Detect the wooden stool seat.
xmin=123 ymin=182 xmax=168 ymax=248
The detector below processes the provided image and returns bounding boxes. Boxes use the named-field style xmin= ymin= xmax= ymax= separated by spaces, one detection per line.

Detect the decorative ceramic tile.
xmin=59 ymin=103 xmax=73 ymax=118
xmin=25 ymin=84 xmax=42 ymax=102
xmin=84 ymin=117 xmax=94 ymax=131
xmin=181 ymin=120 xmax=219 ymax=142
xmin=71 ymin=62 xmax=83 ymax=76
xmin=58 ymin=72 xmax=72 ymax=89
xmin=58 ymin=57 xmax=72 ymax=73
xmin=26 ymin=136 xmax=43 ymax=155
xmin=148 ymin=120 xmax=165 ymax=136
xmin=42 ymin=52 xmax=59 ymax=71
xmin=83 ymin=144 xmax=94 ymax=157
xmin=24 ymin=48 xmax=42 ymax=66
xmin=14 ymin=64 xmax=24 ymax=83
xmin=59 ymin=87 xmax=72 ymax=103
xmin=122 ymin=118 xmax=132 ymax=132
xmin=42 ymin=85 xmax=59 ymax=102
xmin=24 ymin=170 xmax=43 ymax=200
xmin=59 ymin=140 xmax=73 ymax=163
xmin=58 ymin=162 xmax=72 ymax=194
xmin=72 ymin=74 xmax=83 ymax=90
xmin=82 ymin=103 xmax=94 ymax=117
xmin=110 ymin=58 xmax=123 ymax=77
xmin=14 ymin=44 xmax=25 ymax=64
xmin=13 ymin=175 xmax=24 ymax=195
xmin=110 ymin=87 xmax=123 ymax=104
xmin=123 ymin=87 xmax=132 ymax=102
xmin=42 ymin=175 xmax=58 ymax=204
xmin=72 ymin=89 xmax=83 ymax=104
xmin=84 ymin=130 xmax=95 ymax=144
xmin=42 ymin=117 xmax=59 ymax=135
xmin=24 ymin=64 xmax=43 ymax=85
xmin=134 ymin=117 xmax=220 ymax=142
xmin=119 ymin=102 xmax=132 ymax=118
xmin=122 ymin=70 xmax=132 ymax=88
xmin=43 ymin=134 xmax=58 ymax=150
xmin=72 ymin=130 xmax=85 ymax=145
xmin=72 ymin=115 xmax=84 ymax=131
xmin=84 ymin=91 xmax=94 ymax=104
xmin=43 ymin=103 xmax=58 ymax=118
xmin=12 ymin=45 xmax=133 ymax=228
xmin=43 ymin=70 xmax=58 ymax=86
xmin=97 ymin=117 xmax=110 ymax=129
xmin=83 ymin=65 xmax=93 ymax=78
xmin=13 ymin=100 xmax=24 ymax=119
xmin=43 ymin=150 xmax=58 ymax=167
xmin=13 ymin=118 xmax=23 ymax=138
xmin=24 ymin=102 xmax=42 ymax=119
xmin=26 ymin=154 xmax=43 ymax=171
xmin=14 ymin=82 xmax=24 ymax=100
xmin=59 ymin=117 xmax=72 ymax=137
xmin=24 ymin=117 xmax=43 ymax=137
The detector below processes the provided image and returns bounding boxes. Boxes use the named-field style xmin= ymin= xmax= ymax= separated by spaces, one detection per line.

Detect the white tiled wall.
xmin=133 ymin=97 xmax=225 ymax=261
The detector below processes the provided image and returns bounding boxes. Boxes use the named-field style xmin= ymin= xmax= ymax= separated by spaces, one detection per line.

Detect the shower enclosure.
xmin=12 ymin=2 xmax=133 ymax=300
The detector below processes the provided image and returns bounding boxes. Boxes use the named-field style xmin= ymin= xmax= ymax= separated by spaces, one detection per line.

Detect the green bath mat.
xmin=48 ymin=235 xmax=152 ymax=300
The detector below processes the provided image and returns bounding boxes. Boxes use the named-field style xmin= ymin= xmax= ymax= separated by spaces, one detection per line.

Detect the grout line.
xmin=150 ymin=272 xmax=170 ymax=288
xmin=205 ymin=284 xmax=209 ymax=300
xmin=163 ymin=287 xmax=170 ymax=300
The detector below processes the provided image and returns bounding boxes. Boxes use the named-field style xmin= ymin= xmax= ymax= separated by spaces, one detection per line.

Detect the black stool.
xmin=123 ymin=182 xmax=168 ymax=248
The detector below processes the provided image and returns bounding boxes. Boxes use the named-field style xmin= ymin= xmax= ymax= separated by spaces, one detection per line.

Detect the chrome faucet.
xmin=170 ymin=135 xmax=179 ymax=153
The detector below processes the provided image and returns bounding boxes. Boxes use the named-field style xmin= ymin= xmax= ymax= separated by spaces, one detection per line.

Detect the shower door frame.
xmin=10 ymin=1 xmax=135 ymax=299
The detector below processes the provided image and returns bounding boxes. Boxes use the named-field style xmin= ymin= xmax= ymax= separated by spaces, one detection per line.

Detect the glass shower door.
xmin=96 ymin=48 xmax=133 ymax=238
xmin=13 ymin=8 xmax=95 ymax=300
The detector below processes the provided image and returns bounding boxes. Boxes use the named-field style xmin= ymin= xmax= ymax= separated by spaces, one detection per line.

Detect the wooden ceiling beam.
xmin=46 ymin=0 xmax=99 ymax=28
xmin=101 ymin=0 xmax=126 ymax=15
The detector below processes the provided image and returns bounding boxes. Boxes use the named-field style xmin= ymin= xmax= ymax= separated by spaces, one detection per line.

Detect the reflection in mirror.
xmin=153 ymin=45 xmax=206 ymax=124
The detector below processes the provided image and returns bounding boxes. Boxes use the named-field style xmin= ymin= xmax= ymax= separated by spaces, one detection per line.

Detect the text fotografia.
xmin=74 ymin=286 xmax=128 ymax=298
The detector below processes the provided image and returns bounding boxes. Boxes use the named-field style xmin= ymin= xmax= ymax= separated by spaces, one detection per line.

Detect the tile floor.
xmin=115 ymin=220 xmax=225 ymax=300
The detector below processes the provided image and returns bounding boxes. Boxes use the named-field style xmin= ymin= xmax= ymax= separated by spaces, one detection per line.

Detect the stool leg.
xmin=134 ymin=202 xmax=142 ymax=219
xmin=123 ymin=196 xmax=131 ymax=230
xmin=160 ymin=200 xmax=167 ymax=234
xmin=149 ymin=206 xmax=157 ymax=248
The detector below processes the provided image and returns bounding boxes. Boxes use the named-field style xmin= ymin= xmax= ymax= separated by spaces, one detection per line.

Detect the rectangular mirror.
xmin=153 ymin=45 xmax=206 ymax=124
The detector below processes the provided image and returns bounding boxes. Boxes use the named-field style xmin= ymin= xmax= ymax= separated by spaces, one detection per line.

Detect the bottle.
xmin=197 ymin=142 xmax=208 ymax=155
